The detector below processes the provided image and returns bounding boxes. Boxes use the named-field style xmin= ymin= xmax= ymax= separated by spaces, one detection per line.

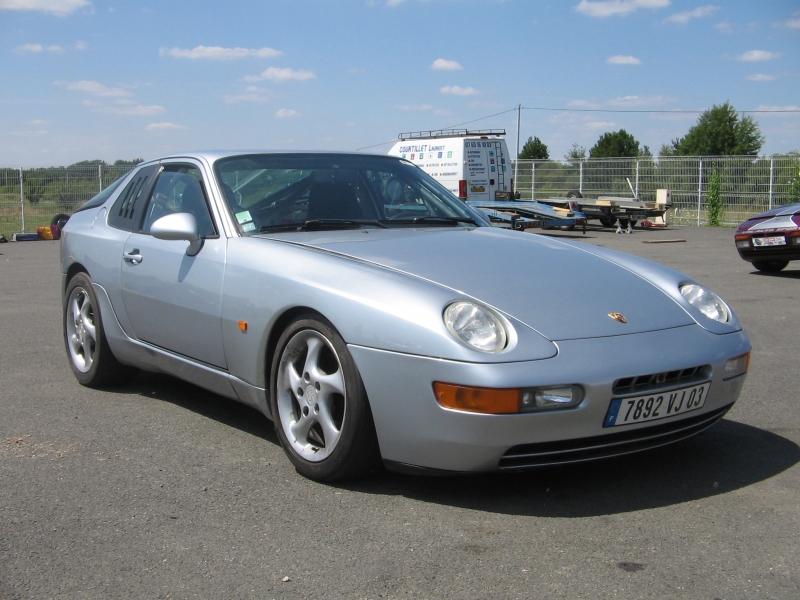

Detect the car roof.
xmin=141 ymin=150 xmax=393 ymax=166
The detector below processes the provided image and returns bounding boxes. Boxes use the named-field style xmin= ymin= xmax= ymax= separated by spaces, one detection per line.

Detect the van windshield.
xmin=214 ymin=153 xmax=487 ymax=233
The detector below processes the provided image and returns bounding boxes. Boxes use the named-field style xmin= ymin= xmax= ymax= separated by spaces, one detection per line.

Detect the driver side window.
xmin=141 ymin=165 xmax=216 ymax=237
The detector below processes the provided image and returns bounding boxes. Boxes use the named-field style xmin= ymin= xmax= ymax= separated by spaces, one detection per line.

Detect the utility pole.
xmin=514 ymin=104 xmax=521 ymax=194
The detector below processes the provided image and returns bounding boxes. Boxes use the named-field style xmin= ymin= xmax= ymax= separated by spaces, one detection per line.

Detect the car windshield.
xmin=213 ymin=153 xmax=486 ymax=234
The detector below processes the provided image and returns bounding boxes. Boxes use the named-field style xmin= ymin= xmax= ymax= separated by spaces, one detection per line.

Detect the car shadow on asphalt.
xmin=114 ymin=371 xmax=279 ymax=444
xmin=750 ymin=269 xmax=800 ymax=279
xmin=342 ymin=420 xmax=800 ymax=517
xmin=112 ymin=372 xmax=799 ymax=518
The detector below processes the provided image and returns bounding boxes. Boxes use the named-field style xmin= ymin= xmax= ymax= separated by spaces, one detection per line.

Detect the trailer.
xmin=532 ymin=187 xmax=671 ymax=232
xmin=468 ymin=199 xmax=587 ymax=232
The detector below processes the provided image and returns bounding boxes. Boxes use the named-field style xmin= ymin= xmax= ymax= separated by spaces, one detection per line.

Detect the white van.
xmin=387 ymin=129 xmax=516 ymax=201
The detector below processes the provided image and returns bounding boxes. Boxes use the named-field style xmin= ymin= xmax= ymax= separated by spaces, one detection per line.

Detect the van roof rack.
xmin=398 ymin=129 xmax=506 ymax=141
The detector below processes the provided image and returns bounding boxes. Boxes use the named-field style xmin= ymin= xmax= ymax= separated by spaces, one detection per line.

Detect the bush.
xmin=707 ymin=168 xmax=723 ymax=226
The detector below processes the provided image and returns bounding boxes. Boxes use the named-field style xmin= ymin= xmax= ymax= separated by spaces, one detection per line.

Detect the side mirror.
xmin=150 ymin=212 xmax=203 ymax=256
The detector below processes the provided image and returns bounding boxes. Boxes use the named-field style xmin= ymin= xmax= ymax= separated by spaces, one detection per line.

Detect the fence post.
xmin=769 ymin=157 xmax=774 ymax=210
xmin=579 ymin=161 xmax=583 ymax=195
xmin=531 ymin=161 xmax=535 ymax=200
xmin=697 ymin=159 xmax=703 ymax=226
xmin=635 ymin=159 xmax=639 ymax=197
xmin=18 ymin=167 xmax=25 ymax=233
xmin=99 ymin=164 xmax=103 ymax=193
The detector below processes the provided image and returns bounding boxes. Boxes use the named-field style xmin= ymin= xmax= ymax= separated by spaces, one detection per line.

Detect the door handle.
xmin=124 ymin=249 xmax=143 ymax=264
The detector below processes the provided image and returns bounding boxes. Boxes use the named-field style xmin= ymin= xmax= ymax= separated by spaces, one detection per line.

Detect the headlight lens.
xmin=444 ymin=301 xmax=508 ymax=352
xmin=680 ymin=283 xmax=730 ymax=323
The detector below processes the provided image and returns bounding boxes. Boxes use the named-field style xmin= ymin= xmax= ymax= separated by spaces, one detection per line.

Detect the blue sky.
xmin=1 ymin=0 xmax=798 ymax=165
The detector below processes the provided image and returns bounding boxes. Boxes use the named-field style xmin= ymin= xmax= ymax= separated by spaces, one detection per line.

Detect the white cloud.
xmin=16 ymin=43 xmax=64 ymax=53
xmin=607 ymin=94 xmax=677 ymax=106
xmin=395 ymin=104 xmax=432 ymax=111
xmin=74 ymin=40 xmax=86 ymax=50
xmin=159 ymin=45 xmax=282 ymax=60
xmin=747 ymin=74 xmax=775 ymax=82
xmin=0 ymin=0 xmax=89 ymax=16
xmin=753 ymin=104 xmax=800 ymax=115
xmin=386 ymin=0 xmax=405 ymax=6
xmin=275 ymin=109 xmax=301 ymax=118
xmin=223 ymin=87 xmax=274 ymax=103
xmin=55 ymin=80 xmax=131 ymax=97
xmin=146 ymin=122 xmax=185 ymax=131
xmin=736 ymin=50 xmax=780 ymax=62
xmin=787 ymin=17 xmax=800 ymax=29
xmin=431 ymin=58 xmax=463 ymax=71
xmin=7 ymin=129 xmax=48 ymax=136
xmin=440 ymin=85 xmax=478 ymax=96
xmin=244 ymin=67 xmax=316 ymax=82
xmin=607 ymin=55 xmax=641 ymax=65
xmin=574 ymin=0 xmax=670 ymax=18
xmin=99 ymin=105 xmax=165 ymax=115
xmin=585 ymin=120 xmax=616 ymax=129
xmin=663 ymin=5 xmax=719 ymax=24
xmin=715 ymin=20 xmax=732 ymax=33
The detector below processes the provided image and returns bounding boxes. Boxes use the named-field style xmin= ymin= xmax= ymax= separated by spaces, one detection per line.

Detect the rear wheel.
xmin=752 ymin=260 xmax=789 ymax=273
xmin=270 ymin=315 xmax=381 ymax=481
xmin=599 ymin=217 xmax=617 ymax=228
xmin=64 ymin=273 xmax=138 ymax=387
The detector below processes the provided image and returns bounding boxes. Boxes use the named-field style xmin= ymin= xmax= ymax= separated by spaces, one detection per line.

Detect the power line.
xmin=521 ymin=106 xmax=800 ymax=114
xmin=355 ymin=105 xmax=799 ymax=151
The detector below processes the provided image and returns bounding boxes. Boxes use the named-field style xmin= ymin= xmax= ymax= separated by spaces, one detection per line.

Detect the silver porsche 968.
xmin=60 ymin=151 xmax=751 ymax=481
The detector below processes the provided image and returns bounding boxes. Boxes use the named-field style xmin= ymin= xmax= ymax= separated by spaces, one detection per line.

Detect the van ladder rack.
xmin=398 ymin=129 xmax=506 ymax=141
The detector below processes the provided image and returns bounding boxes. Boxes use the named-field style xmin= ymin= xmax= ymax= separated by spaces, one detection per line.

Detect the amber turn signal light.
xmin=434 ymin=382 xmax=519 ymax=414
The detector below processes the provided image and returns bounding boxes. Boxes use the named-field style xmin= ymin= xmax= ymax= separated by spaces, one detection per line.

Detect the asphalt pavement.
xmin=1 ymin=224 xmax=798 ymax=599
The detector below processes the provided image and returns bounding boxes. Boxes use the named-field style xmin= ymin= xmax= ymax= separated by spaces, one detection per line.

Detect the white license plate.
xmin=753 ymin=236 xmax=786 ymax=247
xmin=603 ymin=382 xmax=710 ymax=428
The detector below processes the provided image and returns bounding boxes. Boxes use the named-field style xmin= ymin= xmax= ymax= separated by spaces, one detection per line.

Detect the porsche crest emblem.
xmin=608 ymin=312 xmax=628 ymax=323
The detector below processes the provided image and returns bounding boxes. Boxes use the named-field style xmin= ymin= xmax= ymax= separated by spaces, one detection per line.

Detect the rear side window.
xmin=108 ymin=165 xmax=159 ymax=231
xmin=74 ymin=174 xmax=128 ymax=213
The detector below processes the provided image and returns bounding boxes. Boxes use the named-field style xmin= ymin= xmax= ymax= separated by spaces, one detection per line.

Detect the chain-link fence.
xmin=513 ymin=155 xmax=800 ymax=226
xmin=0 ymin=164 xmax=136 ymax=235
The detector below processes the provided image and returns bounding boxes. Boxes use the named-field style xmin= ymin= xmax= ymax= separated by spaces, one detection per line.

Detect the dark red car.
xmin=735 ymin=202 xmax=800 ymax=272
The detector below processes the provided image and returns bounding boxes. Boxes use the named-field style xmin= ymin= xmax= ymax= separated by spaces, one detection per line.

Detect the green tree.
xmin=671 ymin=102 xmax=764 ymax=156
xmin=114 ymin=158 xmax=144 ymax=166
xmin=589 ymin=129 xmax=640 ymax=158
xmin=564 ymin=143 xmax=586 ymax=164
xmin=706 ymin=168 xmax=723 ymax=226
xmin=518 ymin=136 xmax=549 ymax=160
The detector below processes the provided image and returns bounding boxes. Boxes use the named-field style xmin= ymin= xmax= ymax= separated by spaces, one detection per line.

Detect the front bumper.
xmin=349 ymin=324 xmax=750 ymax=472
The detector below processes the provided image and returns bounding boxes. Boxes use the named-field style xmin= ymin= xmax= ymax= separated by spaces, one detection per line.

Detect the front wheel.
xmin=270 ymin=315 xmax=381 ymax=481
xmin=752 ymin=260 xmax=789 ymax=273
xmin=64 ymin=273 xmax=138 ymax=387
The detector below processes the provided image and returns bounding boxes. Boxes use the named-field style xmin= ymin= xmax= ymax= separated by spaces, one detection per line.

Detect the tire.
xmin=64 ymin=273 xmax=138 ymax=387
xmin=559 ymin=225 xmax=576 ymax=231
xmin=752 ymin=260 xmax=789 ymax=273
xmin=566 ymin=190 xmax=583 ymax=199
xmin=599 ymin=217 xmax=617 ymax=228
xmin=270 ymin=314 xmax=381 ymax=481
xmin=51 ymin=213 xmax=70 ymax=231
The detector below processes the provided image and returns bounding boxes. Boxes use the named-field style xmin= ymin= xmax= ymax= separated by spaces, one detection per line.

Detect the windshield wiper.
xmin=259 ymin=219 xmax=387 ymax=233
xmin=386 ymin=216 xmax=478 ymax=226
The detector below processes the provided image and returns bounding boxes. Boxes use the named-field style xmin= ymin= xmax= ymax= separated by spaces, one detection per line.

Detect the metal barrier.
xmin=0 ymin=164 xmax=135 ymax=234
xmin=1 ymin=157 xmax=799 ymax=234
xmin=513 ymin=155 xmax=800 ymax=226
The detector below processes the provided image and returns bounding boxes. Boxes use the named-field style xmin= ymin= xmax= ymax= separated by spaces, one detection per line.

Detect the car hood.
xmin=737 ymin=202 xmax=800 ymax=233
xmin=268 ymin=227 xmax=696 ymax=341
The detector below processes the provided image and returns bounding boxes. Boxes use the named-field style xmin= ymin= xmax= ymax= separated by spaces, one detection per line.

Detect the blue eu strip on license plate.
xmin=604 ymin=382 xmax=711 ymax=427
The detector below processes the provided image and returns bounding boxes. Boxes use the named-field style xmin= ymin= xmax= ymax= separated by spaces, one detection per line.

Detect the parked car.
xmin=61 ymin=151 xmax=751 ymax=481
xmin=735 ymin=202 xmax=800 ymax=272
